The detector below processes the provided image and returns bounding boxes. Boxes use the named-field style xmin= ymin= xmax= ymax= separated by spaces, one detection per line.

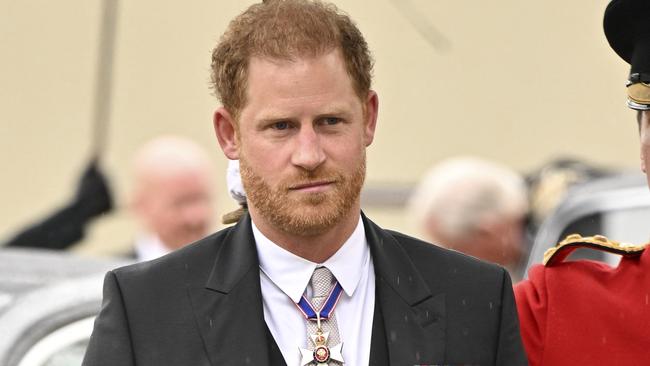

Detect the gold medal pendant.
xmin=299 ymin=313 xmax=344 ymax=365
xmin=299 ymin=329 xmax=344 ymax=365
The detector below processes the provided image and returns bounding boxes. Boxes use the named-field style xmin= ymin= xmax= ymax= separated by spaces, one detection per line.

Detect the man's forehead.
xmin=244 ymin=50 xmax=356 ymax=99
xmin=248 ymin=48 xmax=343 ymax=72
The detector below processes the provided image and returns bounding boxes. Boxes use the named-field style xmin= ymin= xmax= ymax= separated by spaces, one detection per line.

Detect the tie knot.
xmin=310 ymin=266 xmax=334 ymax=299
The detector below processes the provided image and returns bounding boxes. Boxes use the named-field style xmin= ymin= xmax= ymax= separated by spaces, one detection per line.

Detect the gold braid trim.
xmin=628 ymin=83 xmax=650 ymax=105
xmin=543 ymin=234 xmax=647 ymax=266
xmin=221 ymin=206 xmax=248 ymax=225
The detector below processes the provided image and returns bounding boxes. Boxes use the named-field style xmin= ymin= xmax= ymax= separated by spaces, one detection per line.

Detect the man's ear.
xmin=641 ymin=149 xmax=646 ymax=173
xmin=641 ymin=112 xmax=647 ymax=173
xmin=213 ymin=107 xmax=240 ymax=160
xmin=363 ymin=91 xmax=379 ymax=146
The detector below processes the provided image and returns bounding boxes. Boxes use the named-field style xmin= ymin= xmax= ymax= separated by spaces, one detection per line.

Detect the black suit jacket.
xmin=83 ymin=213 xmax=527 ymax=365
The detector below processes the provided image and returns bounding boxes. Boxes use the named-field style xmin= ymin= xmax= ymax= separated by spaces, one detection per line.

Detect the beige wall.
xmin=0 ymin=0 xmax=639 ymax=254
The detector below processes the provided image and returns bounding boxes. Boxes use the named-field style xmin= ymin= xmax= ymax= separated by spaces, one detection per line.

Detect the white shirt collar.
xmin=252 ymin=215 xmax=369 ymax=303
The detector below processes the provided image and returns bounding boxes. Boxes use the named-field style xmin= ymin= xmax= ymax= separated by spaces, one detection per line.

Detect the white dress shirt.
xmin=253 ymin=216 xmax=376 ymax=366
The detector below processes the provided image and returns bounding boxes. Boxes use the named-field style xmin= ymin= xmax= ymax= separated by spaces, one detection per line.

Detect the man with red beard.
xmin=83 ymin=1 xmax=526 ymax=365
xmin=514 ymin=0 xmax=650 ymax=364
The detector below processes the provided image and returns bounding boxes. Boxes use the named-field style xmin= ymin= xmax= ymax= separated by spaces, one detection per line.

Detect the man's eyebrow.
xmin=315 ymin=109 xmax=351 ymax=118
xmin=256 ymin=108 xmax=353 ymax=123
xmin=256 ymin=115 xmax=296 ymax=125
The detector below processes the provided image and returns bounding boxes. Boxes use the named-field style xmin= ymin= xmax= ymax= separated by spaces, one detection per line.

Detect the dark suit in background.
xmin=3 ymin=161 xmax=112 ymax=249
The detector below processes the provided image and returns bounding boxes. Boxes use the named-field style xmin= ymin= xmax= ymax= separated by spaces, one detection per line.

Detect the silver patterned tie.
xmin=304 ymin=266 xmax=344 ymax=365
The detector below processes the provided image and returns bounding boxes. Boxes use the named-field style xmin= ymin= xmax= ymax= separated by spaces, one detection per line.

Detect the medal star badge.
xmin=295 ymin=276 xmax=345 ymax=365
xmin=299 ymin=330 xmax=344 ymax=365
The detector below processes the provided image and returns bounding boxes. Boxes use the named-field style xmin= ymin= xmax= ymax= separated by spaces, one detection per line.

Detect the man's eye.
xmin=272 ymin=121 xmax=290 ymax=130
xmin=323 ymin=117 xmax=341 ymax=125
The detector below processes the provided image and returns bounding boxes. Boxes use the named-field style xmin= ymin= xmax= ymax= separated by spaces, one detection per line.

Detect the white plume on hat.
xmin=226 ymin=159 xmax=247 ymax=204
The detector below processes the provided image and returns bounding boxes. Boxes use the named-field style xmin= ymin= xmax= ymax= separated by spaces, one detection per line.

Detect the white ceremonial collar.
xmin=253 ymin=215 xmax=369 ymax=303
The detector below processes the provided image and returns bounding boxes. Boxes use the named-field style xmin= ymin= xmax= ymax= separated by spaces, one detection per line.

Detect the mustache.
xmin=279 ymin=169 xmax=344 ymax=189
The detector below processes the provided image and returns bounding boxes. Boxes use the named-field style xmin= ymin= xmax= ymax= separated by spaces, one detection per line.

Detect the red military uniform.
xmin=515 ymin=235 xmax=650 ymax=365
xmin=518 ymin=0 xmax=650 ymax=362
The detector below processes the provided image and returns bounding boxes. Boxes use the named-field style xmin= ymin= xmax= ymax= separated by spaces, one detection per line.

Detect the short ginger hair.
xmin=210 ymin=0 xmax=374 ymax=119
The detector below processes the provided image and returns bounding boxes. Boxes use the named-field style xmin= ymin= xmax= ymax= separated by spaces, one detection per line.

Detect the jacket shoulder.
xmin=382 ymin=229 xmax=509 ymax=302
xmin=386 ymin=229 xmax=506 ymax=276
xmin=543 ymin=233 xmax=646 ymax=266
xmin=111 ymin=226 xmax=234 ymax=285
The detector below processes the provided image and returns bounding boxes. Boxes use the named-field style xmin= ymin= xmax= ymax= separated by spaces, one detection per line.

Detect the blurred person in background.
xmin=515 ymin=0 xmax=650 ymax=364
xmin=128 ymin=136 xmax=215 ymax=261
xmin=409 ymin=156 xmax=529 ymax=280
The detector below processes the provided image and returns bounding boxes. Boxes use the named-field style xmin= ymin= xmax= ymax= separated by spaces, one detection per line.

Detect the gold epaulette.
xmin=543 ymin=234 xmax=647 ymax=266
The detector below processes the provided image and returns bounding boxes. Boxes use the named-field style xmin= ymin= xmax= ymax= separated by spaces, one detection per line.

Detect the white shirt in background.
xmin=134 ymin=234 xmax=172 ymax=262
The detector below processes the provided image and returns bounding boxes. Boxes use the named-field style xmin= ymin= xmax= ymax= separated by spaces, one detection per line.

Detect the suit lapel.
xmin=363 ymin=214 xmax=446 ymax=364
xmin=187 ymin=215 xmax=272 ymax=366
xmin=368 ymin=289 xmax=389 ymax=366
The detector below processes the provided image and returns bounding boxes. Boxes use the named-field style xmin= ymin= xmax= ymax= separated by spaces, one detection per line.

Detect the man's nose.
xmin=291 ymin=125 xmax=326 ymax=171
